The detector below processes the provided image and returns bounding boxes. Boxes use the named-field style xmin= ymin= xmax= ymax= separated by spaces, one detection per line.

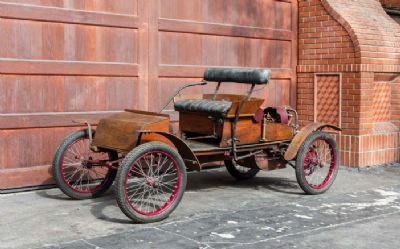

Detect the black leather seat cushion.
xmin=174 ymin=99 xmax=232 ymax=117
xmin=204 ymin=67 xmax=271 ymax=84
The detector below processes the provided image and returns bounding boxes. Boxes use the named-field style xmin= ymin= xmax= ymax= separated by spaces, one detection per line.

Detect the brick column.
xmin=298 ymin=0 xmax=400 ymax=167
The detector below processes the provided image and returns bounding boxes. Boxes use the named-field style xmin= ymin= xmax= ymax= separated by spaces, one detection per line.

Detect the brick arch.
xmin=320 ymin=0 xmax=359 ymax=62
xmin=321 ymin=0 xmax=400 ymax=67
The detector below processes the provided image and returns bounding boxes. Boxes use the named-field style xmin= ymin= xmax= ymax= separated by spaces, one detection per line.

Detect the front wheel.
xmin=115 ymin=142 xmax=187 ymax=223
xmin=295 ymin=131 xmax=339 ymax=195
xmin=52 ymin=129 xmax=117 ymax=199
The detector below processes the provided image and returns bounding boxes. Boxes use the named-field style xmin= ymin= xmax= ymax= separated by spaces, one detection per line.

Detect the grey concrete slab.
xmin=155 ymin=185 xmax=400 ymax=248
xmin=241 ymin=214 xmax=400 ymax=249
xmin=42 ymin=228 xmax=201 ymax=249
xmin=1 ymin=165 xmax=400 ymax=249
xmin=42 ymin=240 xmax=98 ymax=249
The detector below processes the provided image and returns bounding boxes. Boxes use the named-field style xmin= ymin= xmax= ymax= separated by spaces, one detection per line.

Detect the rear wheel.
xmin=225 ymin=160 xmax=259 ymax=180
xmin=115 ymin=142 xmax=187 ymax=223
xmin=295 ymin=131 xmax=339 ymax=195
xmin=53 ymin=129 xmax=117 ymax=199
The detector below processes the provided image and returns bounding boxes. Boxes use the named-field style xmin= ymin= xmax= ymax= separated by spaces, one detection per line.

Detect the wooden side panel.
xmin=220 ymin=118 xmax=262 ymax=147
xmin=140 ymin=119 xmax=174 ymax=147
xmin=92 ymin=112 xmax=169 ymax=152
xmin=264 ymin=123 xmax=294 ymax=141
xmin=179 ymin=112 xmax=216 ymax=136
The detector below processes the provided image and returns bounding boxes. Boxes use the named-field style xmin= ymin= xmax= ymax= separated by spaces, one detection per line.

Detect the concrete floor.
xmin=1 ymin=165 xmax=400 ymax=249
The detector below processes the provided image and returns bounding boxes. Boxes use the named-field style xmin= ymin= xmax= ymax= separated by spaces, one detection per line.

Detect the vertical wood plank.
xmin=137 ymin=0 xmax=150 ymax=110
xmin=290 ymin=0 xmax=298 ymax=108
xmin=147 ymin=0 xmax=160 ymax=112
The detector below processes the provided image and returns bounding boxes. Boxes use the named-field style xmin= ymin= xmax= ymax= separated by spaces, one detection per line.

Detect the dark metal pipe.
xmin=159 ymin=81 xmax=207 ymax=112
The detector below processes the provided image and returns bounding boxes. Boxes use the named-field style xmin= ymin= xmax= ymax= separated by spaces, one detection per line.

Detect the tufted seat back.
xmin=174 ymin=99 xmax=232 ymax=117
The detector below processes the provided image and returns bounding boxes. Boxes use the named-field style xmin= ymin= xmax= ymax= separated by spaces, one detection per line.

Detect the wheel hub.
xmin=80 ymin=156 xmax=94 ymax=169
xmin=145 ymin=177 xmax=159 ymax=187
xmin=304 ymin=153 xmax=320 ymax=175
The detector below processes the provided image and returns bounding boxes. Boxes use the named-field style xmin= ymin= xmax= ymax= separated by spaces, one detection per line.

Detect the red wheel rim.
xmin=303 ymin=137 xmax=336 ymax=189
xmin=124 ymin=150 xmax=181 ymax=216
xmin=60 ymin=136 xmax=113 ymax=193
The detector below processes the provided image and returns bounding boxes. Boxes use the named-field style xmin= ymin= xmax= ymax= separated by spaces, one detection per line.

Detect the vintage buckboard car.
xmin=52 ymin=68 xmax=340 ymax=223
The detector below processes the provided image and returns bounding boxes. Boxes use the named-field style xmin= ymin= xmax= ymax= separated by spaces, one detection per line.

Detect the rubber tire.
xmin=225 ymin=160 xmax=260 ymax=180
xmin=115 ymin=142 xmax=187 ymax=223
xmin=53 ymin=129 xmax=117 ymax=199
xmin=295 ymin=131 xmax=339 ymax=195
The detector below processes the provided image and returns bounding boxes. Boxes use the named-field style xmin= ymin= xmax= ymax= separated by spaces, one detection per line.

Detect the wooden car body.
xmin=88 ymin=68 xmax=340 ymax=172
xmin=55 ymin=68 xmax=342 ymax=223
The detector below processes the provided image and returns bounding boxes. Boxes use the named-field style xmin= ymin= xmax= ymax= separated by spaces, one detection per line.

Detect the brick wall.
xmin=298 ymin=0 xmax=400 ymax=167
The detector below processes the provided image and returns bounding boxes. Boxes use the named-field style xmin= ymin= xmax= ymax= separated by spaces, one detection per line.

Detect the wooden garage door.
xmin=0 ymin=0 xmax=297 ymax=190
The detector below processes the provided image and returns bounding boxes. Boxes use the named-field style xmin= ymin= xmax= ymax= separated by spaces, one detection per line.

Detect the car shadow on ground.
xmin=36 ymin=168 xmax=302 ymax=224
xmin=88 ymin=169 xmax=301 ymax=224
xmin=185 ymin=168 xmax=300 ymax=194
xmin=35 ymin=189 xmax=75 ymax=200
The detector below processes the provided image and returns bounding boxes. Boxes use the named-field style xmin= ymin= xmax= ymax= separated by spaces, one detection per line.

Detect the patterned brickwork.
xmin=373 ymin=82 xmax=391 ymax=122
xmin=315 ymin=75 xmax=340 ymax=126
xmin=391 ymin=76 xmax=400 ymax=127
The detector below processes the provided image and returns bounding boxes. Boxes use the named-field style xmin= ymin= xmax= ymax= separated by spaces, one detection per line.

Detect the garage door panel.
xmin=160 ymin=32 xmax=292 ymax=68
xmin=63 ymin=77 xmax=137 ymax=112
xmin=0 ymin=127 xmax=83 ymax=169
xmin=0 ymin=76 xmax=137 ymax=113
xmin=0 ymin=75 xmax=64 ymax=113
xmin=160 ymin=0 xmax=291 ymax=30
xmin=0 ymin=19 xmax=138 ymax=63
xmin=1 ymin=0 xmax=138 ymax=15
xmin=0 ymin=76 xmax=138 ymax=113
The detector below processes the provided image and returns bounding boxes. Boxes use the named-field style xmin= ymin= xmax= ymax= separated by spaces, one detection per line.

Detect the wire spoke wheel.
xmin=304 ymin=140 xmax=334 ymax=188
xmin=296 ymin=131 xmax=339 ymax=194
xmin=125 ymin=151 xmax=180 ymax=215
xmin=53 ymin=129 xmax=117 ymax=199
xmin=116 ymin=142 xmax=187 ymax=223
xmin=62 ymin=137 xmax=111 ymax=193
